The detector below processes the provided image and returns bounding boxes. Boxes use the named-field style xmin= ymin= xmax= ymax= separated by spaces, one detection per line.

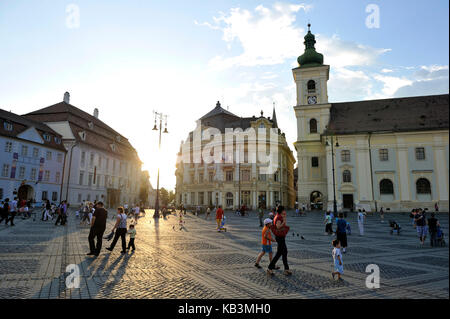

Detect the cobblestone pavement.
xmin=0 ymin=209 xmax=448 ymax=299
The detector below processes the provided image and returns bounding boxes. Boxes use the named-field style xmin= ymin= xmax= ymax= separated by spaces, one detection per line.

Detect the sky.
xmin=0 ymin=0 xmax=448 ymax=190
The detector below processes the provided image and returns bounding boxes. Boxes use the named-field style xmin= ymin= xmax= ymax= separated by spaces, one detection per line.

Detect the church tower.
xmin=293 ymin=24 xmax=331 ymax=208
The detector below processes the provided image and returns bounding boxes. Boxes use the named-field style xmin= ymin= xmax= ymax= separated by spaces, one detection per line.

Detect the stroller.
xmin=218 ymin=216 xmax=227 ymax=232
xmin=436 ymin=226 xmax=446 ymax=247
xmin=389 ymin=220 xmax=401 ymax=235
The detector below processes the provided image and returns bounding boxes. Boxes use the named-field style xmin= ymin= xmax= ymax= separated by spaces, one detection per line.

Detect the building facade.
xmin=175 ymin=102 xmax=296 ymax=210
xmin=294 ymin=25 xmax=449 ymax=212
xmin=24 ymin=93 xmax=144 ymax=208
xmin=0 ymin=109 xmax=66 ymax=204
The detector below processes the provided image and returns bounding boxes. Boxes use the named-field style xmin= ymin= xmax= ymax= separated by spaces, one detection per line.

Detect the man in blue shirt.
xmin=336 ymin=213 xmax=348 ymax=253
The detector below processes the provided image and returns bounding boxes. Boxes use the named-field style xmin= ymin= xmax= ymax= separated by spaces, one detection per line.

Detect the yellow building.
xmin=294 ymin=25 xmax=449 ymax=212
xmin=175 ymin=102 xmax=296 ymax=210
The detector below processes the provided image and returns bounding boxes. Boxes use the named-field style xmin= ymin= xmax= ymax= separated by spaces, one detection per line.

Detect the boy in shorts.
xmin=255 ymin=218 xmax=277 ymax=269
xmin=331 ymin=239 xmax=343 ymax=280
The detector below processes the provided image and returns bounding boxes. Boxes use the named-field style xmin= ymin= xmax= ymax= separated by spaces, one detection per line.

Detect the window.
xmin=54 ymin=137 xmax=61 ymax=144
xmin=57 ymin=153 xmax=63 ymax=163
xmin=259 ymin=173 xmax=266 ymax=181
xmin=274 ymin=191 xmax=280 ymax=204
xmin=415 ymin=147 xmax=425 ymax=160
xmin=274 ymin=171 xmax=279 ymax=182
xmin=52 ymin=192 xmax=58 ymax=201
xmin=3 ymin=121 xmax=13 ymax=131
xmin=81 ymin=151 xmax=86 ymax=166
xmin=106 ymin=158 xmax=109 ymax=170
xmin=379 ymin=149 xmax=388 ymax=161
xmin=30 ymin=168 xmax=37 ymax=180
xmin=190 ymin=192 xmax=195 ymax=205
xmin=90 ymin=153 xmax=94 ymax=167
xmin=226 ymin=170 xmax=233 ymax=182
xmin=342 ymin=170 xmax=351 ymax=183
xmin=199 ymin=172 xmax=203 ymax=183
xmin=341 ymin=150 xmax=350 ymax=162
xmin=55 ymin=172 xmax=60 ymax=183
xmin=88 ymin=173 xmax=93 ymax=186
xmin=241 ymin=170 xmax=250 ymax=182
xmin=208 ymin=172 xmax=214 ymax=183
xmin=5 ymin=142 xmax=12 ymax=153
xmin=226 ymin=192 xmax=234 ymax=207
xmin=44 ymin=170 xmax=50 ymax=181
xmin=2 ymin=164 xmax=9 ymax=177
xmin=113 ymin=160 xmax=116 ymax=173
xmin=307 ymin=80 xmax=316 ymax=93
xmin=46 ymin=151 xmax=52 ymax=161
xmin=18 ymin=166 xmax=25 ymax=179
xmin=198 ymin=192 xmax=204 ymax=205
xmin=309 ymin=119 xmax=317 ymax=133
xmin=77 ymin=194 xmax=82 ymax=203
xmin=98 ymin=156 xmax=102 ymax=168
xmin=87 ymin=194 xmax=91 ymax=201
xmin=312 ymin=157 xmax=319 ymax=167
xmin=416 ymin=178 xmax=431 ymax=194
xmin=79 ymin=172 xmax=84 ymax=185
xmin=0 ymin=188 xmax=3 ymax=200
xmin=43 ymin=134 xmax=51 ymax=142
xmin=33 ymin=148 xmax=39 ymax=158
xmin=41 ymin=191 xmax=48 ymax=200
xmin=21 ymin=145 xmax=28 ymax=156
xmin=380 ymin=179 xmax=394 ymax=194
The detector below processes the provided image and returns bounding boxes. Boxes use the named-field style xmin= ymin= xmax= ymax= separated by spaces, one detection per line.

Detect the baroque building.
xmin=294 ymin=25 xmax=449 ymax=212
xmin=23 ymin=92 xmax=144 ymax=208
xmin=175 ymin=102 xmax=296 ymax=210
xmin=0 ymin=109 xmax=66 ymax=204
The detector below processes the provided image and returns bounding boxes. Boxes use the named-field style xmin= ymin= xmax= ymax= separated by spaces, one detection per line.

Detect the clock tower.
xmin=293 ymin=24 xmax=331 ymax=208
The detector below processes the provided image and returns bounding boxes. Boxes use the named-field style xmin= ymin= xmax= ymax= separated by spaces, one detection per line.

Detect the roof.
xmin=0 ymin=109 xmax=66 ymax=151
xmin=325 ymin=94 xmax=449 ymax=135
xmin=199 ymin=101 xmax=240 ymax=120
xmin=24 ymin=101 xmax=140 ymax=161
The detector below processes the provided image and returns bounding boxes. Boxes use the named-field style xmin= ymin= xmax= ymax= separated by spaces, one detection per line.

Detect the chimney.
xmin=63 ymin=92 xmax=70 ymax=104
xmin=93 ymin=108 xmax=99 ymax=119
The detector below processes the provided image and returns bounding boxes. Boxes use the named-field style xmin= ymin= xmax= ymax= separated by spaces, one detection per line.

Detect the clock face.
xmin=307 ymin=96 xmax=317 ymax=105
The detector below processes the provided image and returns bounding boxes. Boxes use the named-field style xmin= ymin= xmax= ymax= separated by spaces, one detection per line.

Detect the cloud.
xmin=393 ymin=65 xmax=449 ymax=97
xmin=381 ymin=68 xmax=393 ymax=73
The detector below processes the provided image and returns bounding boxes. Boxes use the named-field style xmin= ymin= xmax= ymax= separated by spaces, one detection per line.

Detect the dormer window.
xmin=43 ymin=133 xmax=51 ymax=142
xmin=110 ymin=143 xmax=116 ymax=152
xmin=116 ymin=135 xmax=121 ymax=142
xmin=88 ymin=122 xmax=94 ymax=130
xmin=3 ymin=121 xmax=13 ymax=131
xmin=307 ymin=80 xmax=316 ymax=93
xmin=54 ymin=137 xmax=61 ymax=144
xmin=79 ymin=131 xmax=86 ymax=141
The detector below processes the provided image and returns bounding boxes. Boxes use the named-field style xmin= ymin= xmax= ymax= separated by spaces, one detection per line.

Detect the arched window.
xmin=343 ymin=170 xmax=351 ymax=183
xmin=380 ymin=179 xmax=394 ymax=194
xmin=307 ymin=80 xmax=316 ymax=93
xmin=309 ymin=118 xmax=317 ymax=133
xmin=416 ymin=178 xmax=431 ymax=194
xmin=226 ymin=192 xmax=234 ymax=207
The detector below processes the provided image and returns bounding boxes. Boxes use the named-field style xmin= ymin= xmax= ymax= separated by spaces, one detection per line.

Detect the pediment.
xmin=17 ymin=127 xmax=44 ymax=144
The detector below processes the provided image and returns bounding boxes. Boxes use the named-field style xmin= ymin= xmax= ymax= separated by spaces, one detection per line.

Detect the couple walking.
xmin=87 ymin=203 xmax=136 ymax=257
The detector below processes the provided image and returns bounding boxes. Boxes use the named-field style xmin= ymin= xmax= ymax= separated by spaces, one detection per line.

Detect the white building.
xmin=24 ymin=92 xmax=144 ymax=208
xmin=293 ymin=25 xmax=449 ymax=212
xmin=0 ymin=109 xmax=66 ymax=204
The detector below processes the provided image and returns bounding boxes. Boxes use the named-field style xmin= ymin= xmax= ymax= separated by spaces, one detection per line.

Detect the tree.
xmin=139 ymin=170 xmax=151 ymax=206
xmin=168 ymin=190 xmax=175 ymax=204
xmin=160 ymin=187 xmax=170 ymax=206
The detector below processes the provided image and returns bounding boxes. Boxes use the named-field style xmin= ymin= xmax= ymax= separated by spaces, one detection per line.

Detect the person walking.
xmin=5 ymin=197 xmax=18 ymax=226
xmin=267 ymin=206 xmax=291 ymax=276
xmin=255 ymin=218 xmax=276 ymax=269
xmin=331 ymin=239 xmax=344 ymax=281
xmin=54 ymin=204 xmax=63 ymax=226
xmin=205 ymin=206 xmax=211 ymax=220
xmin=357 ymin=209 xmax=365 ymax=236
xmin=0 ymin=198 xmax=10 ymax=224
xmin=427 ymin=213 xmax=440 ymax=247
xmin=87 ymin=201 xmax=108 ymax=257
xmin=336 ymin=213 xmax=348 ymax=253
xmin=324 ymin=211 xmax=333 ymax=235
xmin=434 ymin=203 xmax=439 ymax=214
xmin=215 ymin=205 xmax=224 ymax=231
xmin=106 ymin=207 xmax=128 ymax=254
xmin=415 ymin=210 xmax=428 ymax=246
xmin=134 ymin=204 xmax=140 ymax=224
xmin=126 ymin=224 xmax=136 ymax=251
xmin=258 ymin=207 xmax=264 ymax=227
xmin=380 ymin=207 xmax=384 ymax=223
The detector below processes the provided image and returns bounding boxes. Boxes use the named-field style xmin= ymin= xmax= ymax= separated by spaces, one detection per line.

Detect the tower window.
xmin=311 ymin=157 xmax=319 ymax=167
xmin=307 ymin=80 xmax=316 ymax=93
xmin=309 ymin=119 xmax=317 ymax=133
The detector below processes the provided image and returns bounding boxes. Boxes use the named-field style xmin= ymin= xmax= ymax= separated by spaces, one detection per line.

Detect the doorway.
xmin=343 ymin=194 xmax=354 ymax=210
xmin=18 ymin=185 xmax=34 ymax=201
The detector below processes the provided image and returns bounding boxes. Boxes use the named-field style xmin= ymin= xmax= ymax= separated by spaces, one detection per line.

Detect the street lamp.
xmin=152 ymin=111 xmax=168 ymax=218
xmin=326 ymin=135 xmax=339 ymax=215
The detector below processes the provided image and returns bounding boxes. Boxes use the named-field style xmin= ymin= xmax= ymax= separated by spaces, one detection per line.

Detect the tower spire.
xmin=272 ymin=102 xmax=278 ymax=128
xmin=297 ymin=23 xmax=324 ymax=68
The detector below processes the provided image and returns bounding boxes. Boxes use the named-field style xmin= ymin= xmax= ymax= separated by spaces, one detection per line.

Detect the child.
xmin=127 ymin=224 xmax=136 ymax=251
xmin=255 ymin=219 xmax=276 ymax=269
xmin=346 ymin=221 xmax=351 ymax=235
xmin=218 ymin=215 xmax=227 ymax=232
xmin=324 ymin=211 xmax=333 ymax=235
xmin=331 ymin=239 xmax=343 ymax=280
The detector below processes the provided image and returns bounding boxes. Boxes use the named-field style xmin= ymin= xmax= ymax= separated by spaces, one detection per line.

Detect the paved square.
xmin=0 ymin=210 xmax=447 ymax=299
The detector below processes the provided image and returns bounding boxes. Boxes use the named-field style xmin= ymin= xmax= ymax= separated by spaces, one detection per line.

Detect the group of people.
xmin=87 ymin=202 xmax=137 ymax=257
xmin=411 ymin=208 xmax=443 ymax=247
xmin=0 ymin=197 xmax=18 ymax=226
xmin=40 ymin=199 xmax=68 ymax=225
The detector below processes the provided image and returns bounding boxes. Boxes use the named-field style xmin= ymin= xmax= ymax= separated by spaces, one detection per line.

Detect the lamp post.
xmin=152 ymin=111 xmax=168 ymax=218
xmin=326 ymin=135 xmax=339 ymax=215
